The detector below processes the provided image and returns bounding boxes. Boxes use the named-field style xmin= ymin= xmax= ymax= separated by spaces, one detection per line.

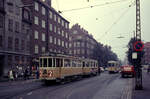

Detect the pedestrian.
xmin=24 ymin=69 xmax=28 ymax=80
xmin=9 ymin=69 xmax=14 ymax=81
xmin=36 ymin=70 xmax=39 ymax=79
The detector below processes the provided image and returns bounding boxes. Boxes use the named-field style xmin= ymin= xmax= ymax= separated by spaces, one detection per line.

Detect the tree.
xmin=93 ymin=43 xmax=118 ymax=67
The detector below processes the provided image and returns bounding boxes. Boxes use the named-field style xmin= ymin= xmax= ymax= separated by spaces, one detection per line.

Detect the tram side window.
xmin=64 ymin=59 xmax=71 ymax=67
xmin=40 ymin=58 xmax=42 ymax=67
xmin=56 ymin=58 xmax=61 ymax=67
xmin=93 ymin=62 xmax=96 ymax=67
xmin=48 ymin=58 xmax=52 ymax=67
xmin=72 ymin=60 xmax=76 ymax=67
xmin=83 ymin=62 xmax=85 ymax=67
xmin=53 ymin=58 xmax=56 ymax=67
xmin=86 ymin=62 xmax=89 ymax=67
xmin=43 ymin=58 xmax=47 ymax=67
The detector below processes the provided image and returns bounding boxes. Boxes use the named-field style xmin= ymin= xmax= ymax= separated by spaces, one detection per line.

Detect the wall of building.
xmin=0 ymin=0 xmax=31 ymax=76
xmin=69 ymin=24 xmax=97 ymax=59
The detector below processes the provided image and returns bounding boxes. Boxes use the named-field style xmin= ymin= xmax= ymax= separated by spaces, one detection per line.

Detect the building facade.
xmin=0 ymin=0 xmax=32 ymax=76
xmin=69 ymin=24 xmax=97 ymax=59
xmin=22 ymin=0 xmax=70 ymax=69
xmin=142 ymin=42 xmax=150 ymax=65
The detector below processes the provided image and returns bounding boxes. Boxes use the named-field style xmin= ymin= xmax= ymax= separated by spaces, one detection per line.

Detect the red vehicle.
xmin=121 ymin=65 xmax=135 ymax=78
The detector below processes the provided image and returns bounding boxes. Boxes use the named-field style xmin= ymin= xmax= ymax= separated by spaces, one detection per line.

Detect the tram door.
xmin=56 ymin=58 xmax=63 ymax=78
xmin=0 ymin=55 xmax=4 ymax=77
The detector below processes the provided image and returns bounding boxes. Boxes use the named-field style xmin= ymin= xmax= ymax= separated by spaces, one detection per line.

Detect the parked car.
xmin=121 ymin=65 xmax=135 ymax=78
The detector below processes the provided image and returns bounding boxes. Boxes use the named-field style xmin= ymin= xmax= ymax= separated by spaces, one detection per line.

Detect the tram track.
xmin=3 ymin=73 xmax=120 ymax=99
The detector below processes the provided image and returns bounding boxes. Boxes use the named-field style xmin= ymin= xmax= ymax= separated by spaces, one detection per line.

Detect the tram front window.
xmin=43 ymin=58 xmax=47 ymax=67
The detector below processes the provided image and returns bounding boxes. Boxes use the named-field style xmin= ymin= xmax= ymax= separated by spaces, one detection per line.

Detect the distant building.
xmin=142 ymin=42 xmax=150 ymax=65
xmin=69 ymin=24 xmax=97 ymax=59
xmin=22 ymin=0 xmax=70 ymax=69
xmin=0 ymin=0 xmax=32 ymax=76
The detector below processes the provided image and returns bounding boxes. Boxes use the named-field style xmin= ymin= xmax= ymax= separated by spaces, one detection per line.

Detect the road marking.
xmin=27 ymin=92 xmax=32 ymax=96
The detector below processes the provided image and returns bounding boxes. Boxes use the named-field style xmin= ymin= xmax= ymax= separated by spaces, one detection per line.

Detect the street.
xmin=0 ymin=72 xmax=133 ymax=99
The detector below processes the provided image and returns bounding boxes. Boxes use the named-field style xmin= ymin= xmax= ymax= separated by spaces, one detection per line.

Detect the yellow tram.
xmin=39 ymin=54 xmax=98 ymax=83
xmin=107 ymin=60 xmax=120 ymax=74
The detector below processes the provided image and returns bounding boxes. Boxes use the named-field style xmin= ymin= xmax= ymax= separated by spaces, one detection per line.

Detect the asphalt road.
xmin=0 ymin=72 xmax=133 ymax=99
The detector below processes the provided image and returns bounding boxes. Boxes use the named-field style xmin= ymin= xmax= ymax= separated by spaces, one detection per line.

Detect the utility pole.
xmin=134 ymin=0 xmax=143 ymax=90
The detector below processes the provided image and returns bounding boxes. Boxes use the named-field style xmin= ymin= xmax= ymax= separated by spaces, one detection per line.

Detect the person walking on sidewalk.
xmin=9 ymin=69 xmax=14 ymax=81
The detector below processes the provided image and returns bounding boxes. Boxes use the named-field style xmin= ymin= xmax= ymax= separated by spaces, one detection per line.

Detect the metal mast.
xmin=135 ymin=0 xmax=143 ymax=90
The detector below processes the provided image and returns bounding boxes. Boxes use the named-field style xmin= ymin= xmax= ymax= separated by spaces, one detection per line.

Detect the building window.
xmin=54 ymin=38 xmax=56 ymax=45
xmin=69 ymin=43 xmax=72 ymax=48
xmin=65 ymin=23 xmax=68 ymax=29
xmin=54 ymin=14 xmax=56 ymax=21
xmin=82 ymin=42 xmax=84 ymax=47
xmin=34 ymin=16 xmax=39 ymax=25
xmin=7 ymin=2 xmax=13 ymax=13
xmin=58 ymin=28 xmax=60 ymax=34
xmin=15 ymin=6 xmax=20 ymax=15
xmin=42 ymin=6 xmax=45 ymax=15
xmin=49 ymin=36 xmax=53 ymax=43
xmin=62 ymin=20 xmax=64 ymax=27
xmin=58 ymin=17 xmax=60 ymax=23
xmin=49 ymin=11 xmax=53 ymax=19
xmin=62 ymin=30 xmax=64 ymax=36
xmin=15 ymin=21 xmax=19 ymax=33
xmin=58 ymin=39 xmax=60 ymax=46
xmin=8 ymin=19 xmax=13 ymax=32
xmin=62 ymin=41 xmax=64 ymax=47
xmin=65 ymin=42 xmax=68 ymax=48
xmin=35 ymin=45 xmax=38 ymax=54
xmin=42 ymin=33 xmax=45 ymax=41
xmin=34 ymin=2 xmax=39 ymax=11
xmin=0 ymin=14 xmax=3 ymax=28
xmin=42 ymin=47 xmax=45 ymax=53
xmin=54 ymin=26 xmax=56 ymax=33
xmin=0 ymin=1 xmax=4 ymax=8
xmin=21 ymin=40 xmax=25 ymax=51
xmin=74 ymin=42 xmax=76 ymax=47
xmin=73 ymin=30 xmax=77 ymax=34
xmin=49 ymin=24 xmax=52 ymax=31
xmin=34 ymin=30 xmax=38 ymax=39
xmin=69 ymin=37 xmax=72 ymax=41
xmin=8 ymin=37 xmax=13 ymax=49
xmin=66 ymin=33 xmax=68 ymax=38
xmin=15 ymin=38 xmax=19 ymax=51
xmin=42 ymin=20 xmax=46 ymax=28
xmin=23 ymin=8 xmax=30 ymax=20
xmin=0 ymin=35 xmax=2 ymax=47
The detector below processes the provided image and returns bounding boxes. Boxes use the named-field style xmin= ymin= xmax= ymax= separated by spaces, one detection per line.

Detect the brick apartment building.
xmin=0 ymin=0 xmax=31 ymax=76
xmin=69 ymin=24 xmax=97 ymax=59
xmin=22 ymin=0 xmax=70 ymax=69
xmin=142 ymin=42 xmax=150 ymax=65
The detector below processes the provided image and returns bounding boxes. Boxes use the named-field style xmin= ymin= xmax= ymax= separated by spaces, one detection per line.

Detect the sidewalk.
xmin=132 ymin=70 xmax=150 ymax=99
xmin=0 ymin=76 xmax=41 ymax=87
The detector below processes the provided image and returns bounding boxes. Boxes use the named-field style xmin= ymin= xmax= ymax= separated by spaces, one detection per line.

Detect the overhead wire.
xmin=58 ymin=0 xmax=130 ymax=13
xmin=97 ymin=0 xmax=136 ymax=41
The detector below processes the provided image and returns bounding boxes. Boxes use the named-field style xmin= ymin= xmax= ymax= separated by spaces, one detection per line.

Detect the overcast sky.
xmin=52 ymin=0 xmax=150 ymax=61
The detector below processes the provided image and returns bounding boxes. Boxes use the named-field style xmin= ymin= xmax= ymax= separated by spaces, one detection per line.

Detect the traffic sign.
xmin=134 ymin=41 xmax=144 ymax=51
